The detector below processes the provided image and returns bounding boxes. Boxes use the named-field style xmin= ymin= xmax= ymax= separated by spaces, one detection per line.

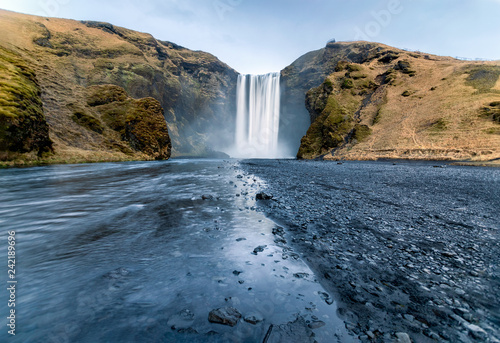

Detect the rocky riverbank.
xmin=242 ymin=159 xmax=500 ymax=343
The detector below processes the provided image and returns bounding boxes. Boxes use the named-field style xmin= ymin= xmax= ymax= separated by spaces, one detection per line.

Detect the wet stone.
xmin=403 ymin=315 xmax=417 ymax=327
xmin=272 ymin=227 xmax=285 ymax=235
xmin=308 ymin=320 xmax=326 ymax=329
xmin=208 ymin=307 xmax=242 ymax=327
xmin=274 ymin=237 xmax=287 ymax=244
xmin=241 ymin=160 xmax=500 ymax=343
xmin=395 ymin=332 xmax=412 ymax=343
xmin=293 ymin=272 xmax=309 ymax=279
xmin=441 ymin=251 xmax=457 ymax=258
xmin=256 ymin=192 xmax=273 ymax=200
xmin=244 ymin=313 xmax=264 ymax=325
xmin=465 ymin=323 xmax=488 ymax=340
xmin=252 ymin=245 xmax=267 ymax=255
xmin=318 ymin=291 xmax=334 ymax=305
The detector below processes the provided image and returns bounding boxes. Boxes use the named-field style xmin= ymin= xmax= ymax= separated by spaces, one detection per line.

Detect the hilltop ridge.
xmin=1 ymin=9 xmax=499 ymax=166
xmin=0 ymin=9 xmax=236 ymax=166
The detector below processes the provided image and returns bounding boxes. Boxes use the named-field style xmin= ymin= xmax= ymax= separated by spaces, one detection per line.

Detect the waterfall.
xmin=234 ymin=72 xmax=281 ymax=158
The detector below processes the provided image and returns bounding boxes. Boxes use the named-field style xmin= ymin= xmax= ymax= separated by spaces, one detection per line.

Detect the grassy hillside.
xmin=0 ymin=9 xmax=236 ymax=166
xmin=2 ymin=9 xmax=498 ymax=165
xmin=296 ymin=42 xmax=500 ymax=163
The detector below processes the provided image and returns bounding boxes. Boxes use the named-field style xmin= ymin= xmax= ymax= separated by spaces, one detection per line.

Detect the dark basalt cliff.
xmin=0 ymin=9 xmax=237 ymax=165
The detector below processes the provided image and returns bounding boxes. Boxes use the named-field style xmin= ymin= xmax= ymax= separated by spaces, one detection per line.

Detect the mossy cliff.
xmin=0 ymin=9 xmax=236 ymax=166
xmin=286 ymin=42 xmax=500 ymax=162
xmin=0 ymin=46 xmax=53 ymax=161
xmin=280 ymin=42 xmax=386 ymax=154
xmin=80 ymin=84 xmax=171 ymax=160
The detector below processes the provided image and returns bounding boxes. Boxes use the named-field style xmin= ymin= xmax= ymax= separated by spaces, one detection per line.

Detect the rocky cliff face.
xmin=279 ymin=42 xmax=386 ymax=156
xmin=0 ymin=9 xmax=237 ymax=165
xmin=81 ymin=84 xmax=171 ymax=160
xmin=282 ymin=42 xmax=500 ymax=162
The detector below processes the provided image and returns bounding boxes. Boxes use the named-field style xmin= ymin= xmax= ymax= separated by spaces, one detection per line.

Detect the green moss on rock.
xmin=298 ymin=95 xmax=354 ymax=159
xmin=350 ymin=72 xmax=367 ymax=80
xmin=124 ymin=98 xmax=171 ymax=159
xmin=335 ymin=61 xmax=363 ymax=73
xmin=93 ymin=59 xmax=115 ymax=70
xmin=378 ymin=52 xmax=399 ymax=64
xmin=335 ymin=61 xmax=350 ymax=72
xmin=86 ymin=85 xmax=171 ymax=159
xmin=372 ymin=108 xmax=383 ymax=125
xmin=298 ymin=59 xmax=385 ymax=159
xmin=305 ymin=78 xmax=334 ymax=122
xmin=86 ymin=84 xmax=128 ymax=106
xmin=341 ymin=78 xmax=354 ymax=89
xmin=72 ymin=111 xmax=104 ymax=134
xmin=352 ymin=124 xmax=372 ymax=142
xmin=0 ymin=46 xmax=52 ymax=159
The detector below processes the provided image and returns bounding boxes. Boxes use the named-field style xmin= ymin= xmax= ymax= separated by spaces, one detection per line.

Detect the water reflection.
xmin=0 ymin=160 xmax=354 ymax=342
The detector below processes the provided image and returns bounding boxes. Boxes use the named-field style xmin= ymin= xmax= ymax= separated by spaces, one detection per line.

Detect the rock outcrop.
xmin=280 ymin=42 xmax=386 ymax=156
xmin=284 ymin=42 xmax=500 ymax=162
xmin=0 ymin=9 xmax=236 ymax=165
xmin=0 ymin=46 xmax=53 ymax=161
xmin=82 ymin=84 xmax=171 ymax=160
xmin=208 ymin=307 xmax=242 ymax=327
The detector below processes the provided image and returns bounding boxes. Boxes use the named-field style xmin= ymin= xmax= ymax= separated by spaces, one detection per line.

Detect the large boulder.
xmin=85 ymin=84 xmax=171 ymax=160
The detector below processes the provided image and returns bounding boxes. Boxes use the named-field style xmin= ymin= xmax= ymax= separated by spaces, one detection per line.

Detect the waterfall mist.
xmin=231 ymin=73 xmax=287 ymax=158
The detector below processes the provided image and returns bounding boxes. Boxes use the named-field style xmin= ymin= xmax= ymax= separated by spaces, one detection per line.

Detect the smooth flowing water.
xmin=235 ymin=73 xmax=281 ymax=158
xmin=0 ymin=160 xmax=353 ymax=343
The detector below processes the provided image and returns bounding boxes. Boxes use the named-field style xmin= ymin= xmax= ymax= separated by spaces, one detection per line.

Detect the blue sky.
xmin=1 ymin=0 xmax=499 ymax=74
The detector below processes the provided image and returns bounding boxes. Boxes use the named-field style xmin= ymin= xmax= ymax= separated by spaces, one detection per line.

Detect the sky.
xmin=0 ymin=0 xmax=499 ymax=74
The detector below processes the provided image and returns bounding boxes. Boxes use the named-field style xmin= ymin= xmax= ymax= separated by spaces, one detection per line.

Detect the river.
xmin=0 ymin=159 xmax=354 ymax=343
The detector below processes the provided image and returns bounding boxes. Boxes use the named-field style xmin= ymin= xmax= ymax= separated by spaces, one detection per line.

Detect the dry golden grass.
xmin=0 ymin=9 xmax=177 ymax=163
xmin=0 ymin=148 xmax=153 ymax=168
xmin=320 ymin=44 xmax=500 ymax=162
xmin=0 ymin=9 xmax=235 ymax=163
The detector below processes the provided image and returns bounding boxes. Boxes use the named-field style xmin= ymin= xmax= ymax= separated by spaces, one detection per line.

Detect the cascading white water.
xmin=234 ymin=72 xmax=281 ymax=158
